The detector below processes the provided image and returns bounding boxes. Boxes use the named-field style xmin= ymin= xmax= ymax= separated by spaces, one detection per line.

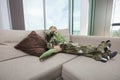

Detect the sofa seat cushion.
xmin=0 ymin=53 xmax=76 ymax=80
xmin=0 ymin=45 xmax=27 ymax=62
xmin=62 ymin=54 xmax=120 ymax=80
xmin=1 ymin=42 xmax=18 ymax=46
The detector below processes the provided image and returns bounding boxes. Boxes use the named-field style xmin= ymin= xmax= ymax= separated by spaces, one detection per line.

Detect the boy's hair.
xmin=49 ymin=26 xmax=57 ymax=30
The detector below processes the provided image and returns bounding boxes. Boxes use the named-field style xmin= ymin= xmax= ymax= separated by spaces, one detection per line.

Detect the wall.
xmin=0 ymin=0 xmax=11 ymax=29
xmin=93 ymin=0 xmax=113 ymax=36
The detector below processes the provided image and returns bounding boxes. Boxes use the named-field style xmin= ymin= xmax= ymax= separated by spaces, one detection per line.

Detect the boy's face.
xmin=50 ymin=27 xmax=57 ymax=32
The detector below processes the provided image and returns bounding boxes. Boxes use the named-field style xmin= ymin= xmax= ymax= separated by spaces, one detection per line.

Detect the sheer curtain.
xmin=88 ymin=0 xmax=96 ymax=35
xmin=0 ymin=0 xmax=11 ymax=30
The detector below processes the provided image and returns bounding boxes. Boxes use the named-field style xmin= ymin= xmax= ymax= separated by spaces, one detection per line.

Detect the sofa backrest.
xmin=0 ymin=29 xmax=70 ymax=62
xmin=56 ymin=28 xmax=70 ymax=41
xmin=0 ymin=29 xmax=44 ymax=43
xmin=0 ymin=29 xmax=70 ymax=43
xmin=70 ymin=35 xmax=120 ymax=53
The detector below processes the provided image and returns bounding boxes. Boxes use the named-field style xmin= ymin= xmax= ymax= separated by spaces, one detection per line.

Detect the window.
xmin=73 ymin=0 xmax=81 ymax=35
xmin=73 ymin=0 xmax=89 ymax=35
xmin=23 ymin=0 xmax=44 ymax=30
xmin=111 ymin=0 xmax=120 ymax=37
xmin=23 ymin=0 xmax=89 ymax=35
xmin=45 ymin=0 xmax=69 ymax=29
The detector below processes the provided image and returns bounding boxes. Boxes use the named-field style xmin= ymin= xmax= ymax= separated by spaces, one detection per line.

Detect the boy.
xmin=39 ymin=26 xmax=118 ymax=62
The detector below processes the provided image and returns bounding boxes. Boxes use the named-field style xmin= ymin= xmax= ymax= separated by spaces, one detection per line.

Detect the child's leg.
xmin=92 ymin=50 xmax=118 ymax=62
xmin=108 ymin=51 xmax=118 ymax=59
xmin=61 ymin=43 xmax=96 ymax=55
xmin=97 ymin=40 xmax=111 ymax=53
xmin=39 ymin=49 xmax=59 ymax=61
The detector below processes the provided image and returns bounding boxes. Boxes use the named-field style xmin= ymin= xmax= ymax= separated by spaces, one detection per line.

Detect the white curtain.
xmin=0 ymin=0 xmax=11 ymax=30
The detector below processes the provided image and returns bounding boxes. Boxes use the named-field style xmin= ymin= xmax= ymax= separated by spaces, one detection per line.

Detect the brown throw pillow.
xmin=15 ymin=31 xmax=47 ymax=57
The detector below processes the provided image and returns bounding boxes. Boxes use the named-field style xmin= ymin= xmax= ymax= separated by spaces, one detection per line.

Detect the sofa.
xmin=0 ymin=29 xmax=120 ymax=80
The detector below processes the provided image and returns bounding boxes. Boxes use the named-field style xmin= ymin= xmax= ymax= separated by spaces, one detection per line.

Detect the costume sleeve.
xmin=55 ymin=33 xmax=67 ymax=43
xmin=44 ymin=30 xmax=54 ymax=42
xmin=39 ymin=49 xmax=59 ymax=61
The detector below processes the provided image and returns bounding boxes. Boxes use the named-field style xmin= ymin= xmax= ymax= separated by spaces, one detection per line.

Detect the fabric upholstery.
xmin=57 ymin=29 xmax=70 ymax=42
xmin=0 ymin=29 xmax=69 ymax=43
xmin=0 ymin=29 xmax=44 ymax=43
xmin=0 ymin=53 xmax=76 ymax=80
xmin=15 ymin=31 xmax=47 ymax=57
xmin=0 ymin=29 xmax=120 ymax=80
xmin=0 ymin=45 xmax=27 ymax=62
xmin=62 ymin=54 xmax=120 ymax=80
xmin=0 ymin=42 xmax=18 ymax=46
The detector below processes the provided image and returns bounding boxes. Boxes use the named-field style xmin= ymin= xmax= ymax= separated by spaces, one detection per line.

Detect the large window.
xmin=23 ymin=0 xmax=89 ymax=35
xmin=73 ymin=0 xmax=81 ymax=35
xmin=45 ymin=0 xmax=69 ymax=29
xmin=73 ymin=0 xmax=89 ymax=35
xmin=111 ymin=0 xmax=120 ymax=37
xmin=23 ymin=0 xmax=44 ymax=30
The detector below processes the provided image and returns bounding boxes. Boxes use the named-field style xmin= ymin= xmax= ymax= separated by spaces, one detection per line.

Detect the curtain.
xmin=88 ymin=0 xmax=96 ymax=35
xmin=9 ymin=0 xmax=25 ymax=30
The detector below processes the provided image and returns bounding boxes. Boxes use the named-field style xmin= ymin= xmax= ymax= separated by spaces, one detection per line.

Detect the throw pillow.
xmin=15 ymin=31 xmax=47 ymax=57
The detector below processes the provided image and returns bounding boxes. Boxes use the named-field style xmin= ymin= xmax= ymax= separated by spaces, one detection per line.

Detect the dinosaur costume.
xmin=39 ymin=30 xmax=117 ymax=62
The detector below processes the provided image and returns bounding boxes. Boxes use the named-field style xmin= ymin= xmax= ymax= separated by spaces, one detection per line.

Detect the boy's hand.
xmin=54 ymin=31 xmax=57 ymax=34
xmin=54 ymin=46 xmax=62 ymax=51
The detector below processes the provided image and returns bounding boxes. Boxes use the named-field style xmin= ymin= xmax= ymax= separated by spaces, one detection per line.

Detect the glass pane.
xmin=111 ymin=0 xmax=120 ymax=37
xmin=45 ymin=0 xmax=69 ymax=29
xmin=112 ymin=0 xmax=120 ymax=23
xmin=111 ymin=26 xmax=120 ymax=37
xmin=73 ymin=0 xmax=81 ymax=35
xmin=23 ymin=0 xmax=44 ymax=30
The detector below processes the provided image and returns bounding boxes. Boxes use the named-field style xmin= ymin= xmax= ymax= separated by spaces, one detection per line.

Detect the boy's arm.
xmin=44 ymin=30 xmax=54 ymax=42
xmin=55 ymin=33 xmax=67 ymax=43
xmin=39 ymin=49 xmax=58 ymax=61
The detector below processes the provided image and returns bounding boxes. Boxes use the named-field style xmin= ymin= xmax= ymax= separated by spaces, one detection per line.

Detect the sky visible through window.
xmin=45 ymin=0 xmax=69 ymax=29
xmin=23 ymin=0 xmax=86 ymax=35
xmin=23 ymin=0 xmax=69 ymax=30
xmin=23 ymin=0 xmax=44 ymax=30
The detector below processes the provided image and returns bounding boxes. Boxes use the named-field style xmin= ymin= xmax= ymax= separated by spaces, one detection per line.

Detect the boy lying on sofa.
xmin=39 ymin=26 xmax=118 ymax=62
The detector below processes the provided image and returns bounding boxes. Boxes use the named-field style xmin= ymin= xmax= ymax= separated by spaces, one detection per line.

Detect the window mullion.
xmin=43 ymin=0 xmax=46 ymax=30
xmin=69 ymin=0 xmax=74 ymax=35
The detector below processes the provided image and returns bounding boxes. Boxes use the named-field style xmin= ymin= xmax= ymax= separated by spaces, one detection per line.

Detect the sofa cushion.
xmin=0 ymin=45 xmax=27 ymax=62
xmin=0 ymin=53 xmax=77 ymax=80
xmin=0 ymin=29 xmax=44 ymax=43
xmin=0 ymin=42 xmax=18 ymax=46
xmin=0 ymin=29 xmax=69 ymax=43
xmin=15 ymin=31 xmax=47 ymax=57
xmin=62 ymin=54 xmax=120 ymax=80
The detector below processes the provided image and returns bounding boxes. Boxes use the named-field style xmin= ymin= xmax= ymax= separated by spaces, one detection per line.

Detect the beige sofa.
xmin=62 ymin=35 xmax=120 ymax=80
xmin=0 ymin=29 xmax=120 ymax=80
